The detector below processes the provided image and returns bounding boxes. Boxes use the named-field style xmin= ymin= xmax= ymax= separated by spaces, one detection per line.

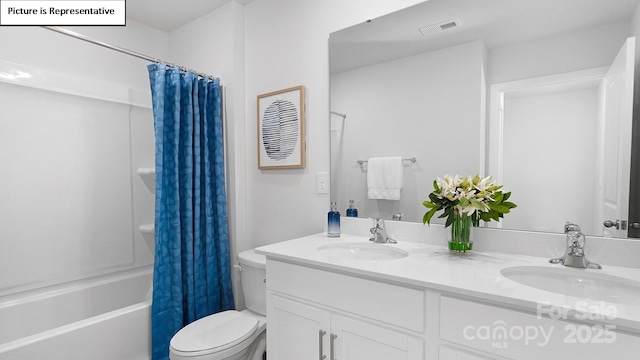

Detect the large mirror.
xmin=329 ymin=0 xmax=639 ymax=237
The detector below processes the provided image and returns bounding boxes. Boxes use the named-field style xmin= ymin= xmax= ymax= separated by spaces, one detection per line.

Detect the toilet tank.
xmin=238 ymin=249 xmax=266 ymax=316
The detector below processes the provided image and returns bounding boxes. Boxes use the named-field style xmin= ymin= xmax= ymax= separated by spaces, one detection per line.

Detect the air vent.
xmin=419 ymin=18 xmax=461 ymax=37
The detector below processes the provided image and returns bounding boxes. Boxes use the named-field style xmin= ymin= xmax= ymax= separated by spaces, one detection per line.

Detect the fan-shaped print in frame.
xmin=262 ymin=99 xmax=298 ymax=160
xmin=257 ymin=86 xmax=306 ymax=169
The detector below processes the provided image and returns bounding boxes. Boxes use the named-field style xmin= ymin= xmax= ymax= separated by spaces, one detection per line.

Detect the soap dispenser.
xmin=328 ymin=201 xmax=340 ymax=237
xmin=346 ymin=200 xmax=358 ymax=218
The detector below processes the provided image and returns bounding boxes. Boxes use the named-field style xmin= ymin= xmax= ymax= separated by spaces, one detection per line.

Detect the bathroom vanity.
xmin=256 ymin=226 xmax=640 ymax=360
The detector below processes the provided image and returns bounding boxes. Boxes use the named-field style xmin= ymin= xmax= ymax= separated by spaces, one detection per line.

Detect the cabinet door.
xmin=440 ymin=296 xmax=640 ymax=359
xmin=267 ymin=294 xmax=331 ymax=360
xmin=439 ymin=345 xmax=493 ymax=360
xmin=331 ymin=314 xmax=423 ymax=360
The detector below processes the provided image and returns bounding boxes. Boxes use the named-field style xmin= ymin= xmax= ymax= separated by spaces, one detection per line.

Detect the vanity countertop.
xmin=256 ymin=233 xmax=640 ymax=332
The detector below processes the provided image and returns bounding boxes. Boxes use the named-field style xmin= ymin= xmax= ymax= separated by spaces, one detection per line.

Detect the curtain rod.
xmin=41 ymin=26 xmax=217 ymax=80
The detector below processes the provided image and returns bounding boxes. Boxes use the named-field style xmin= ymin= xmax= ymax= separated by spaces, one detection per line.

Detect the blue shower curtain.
xmin=148 ymin=63 xmax=235 ymax=360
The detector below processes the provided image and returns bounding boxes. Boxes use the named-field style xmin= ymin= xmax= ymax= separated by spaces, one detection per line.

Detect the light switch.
xmin=317 ymin=172 xmax=328 ymax=194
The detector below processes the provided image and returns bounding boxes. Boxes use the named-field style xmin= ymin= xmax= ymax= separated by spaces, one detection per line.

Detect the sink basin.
xmin=501 ymin=266 xmax=640 ymax=304
xmin=317 ymin=242 xmax=408 ymax=261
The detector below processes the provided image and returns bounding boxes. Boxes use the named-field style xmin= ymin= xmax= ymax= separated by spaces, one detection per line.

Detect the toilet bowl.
xmin=169 ymin=310 xmax=266 ymax=360
xmin=169 ymin=249 xmax=267 ymax=360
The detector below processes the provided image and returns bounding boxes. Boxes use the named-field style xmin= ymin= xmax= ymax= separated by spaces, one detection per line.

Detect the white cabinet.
xmin=268 ymin=294 xmax=423 ymax=360
xmin=439 ymin=296 xmax=640 ymax=360
xmin=439 ymin=345 xmax=493 ymax=360
xmin=268 ymin=295 xmax=330 ymax=359
xmin=266 ymin=260 xmax=424 ymax=360
xmin=332 ymin=313 xmax=423 ymax=360
xmin=264 ymin=257 xmax=640 ymax=360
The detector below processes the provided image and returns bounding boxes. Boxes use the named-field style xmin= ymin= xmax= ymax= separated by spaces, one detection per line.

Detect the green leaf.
xmin=481 ymin=210 xmax=500 ymax=221
xmin=438 ymin=207 xmax=453 ymax=220
xmin=502 ymin=191 xmax=512 ymax=201
xmin=445 ymin=214 xmax=454 ymax=227
xmin=502 ymin=201 xmax=517 ymax=209
xmin=490 ymin=204 xmax=511 ymax=214
xmin=493 ymin=192 xmax=504 ymax=204
xmin=469 ymin=198 xmax=485 ymax=210
xmin=423 ymin=207 xmax=438 ymax=225
xmin=423 ymin=201 xmax=436 ymax=209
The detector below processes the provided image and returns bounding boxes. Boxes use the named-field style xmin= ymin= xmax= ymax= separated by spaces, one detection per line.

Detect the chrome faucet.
xmin=370 ymin=218 xmax=397 ymax=244
xmin=549 ymin=222 xmax=602 ymax=269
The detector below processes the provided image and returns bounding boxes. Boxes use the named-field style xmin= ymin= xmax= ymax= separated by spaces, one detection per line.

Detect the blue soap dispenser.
xmin=346 ymin=200 xmax=358 ymax=218
xmin=328 ymin=201 xmax=340 ymax=237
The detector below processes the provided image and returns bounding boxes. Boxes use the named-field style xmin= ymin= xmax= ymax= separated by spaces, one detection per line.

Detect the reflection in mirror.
xmin=495 ymin=71 xmax=606 ymax=236
xmin=329 ymin=0 xmax=640 ymax=238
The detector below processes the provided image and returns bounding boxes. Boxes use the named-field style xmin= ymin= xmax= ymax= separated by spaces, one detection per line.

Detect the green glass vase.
xmin=448 ymin=212 xmax=473 ymax=252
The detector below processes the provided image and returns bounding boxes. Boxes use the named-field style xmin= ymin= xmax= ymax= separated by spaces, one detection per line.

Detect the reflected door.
xmin=603 ymin=37 xmax=635 ymax=238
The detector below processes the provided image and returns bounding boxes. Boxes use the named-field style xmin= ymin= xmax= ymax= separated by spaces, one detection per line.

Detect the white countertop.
xmin=256 ymin=233 xmax=640 ymax=332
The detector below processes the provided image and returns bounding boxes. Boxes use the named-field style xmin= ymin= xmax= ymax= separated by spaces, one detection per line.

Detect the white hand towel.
xmin=367 ymin=156 xmax=403 ymax=200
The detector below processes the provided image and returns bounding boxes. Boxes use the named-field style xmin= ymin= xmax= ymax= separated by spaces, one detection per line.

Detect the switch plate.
xmin=317 ymin=172 xmax=328 ymax=194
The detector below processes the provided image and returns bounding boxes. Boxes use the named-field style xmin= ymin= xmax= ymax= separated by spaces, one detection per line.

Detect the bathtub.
xmin=0 ymin=268 xmax=152 ymax=360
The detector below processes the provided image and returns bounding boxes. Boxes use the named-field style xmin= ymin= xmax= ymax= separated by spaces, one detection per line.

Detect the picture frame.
xmin=257 ymin=85 xmax=306 ymax=169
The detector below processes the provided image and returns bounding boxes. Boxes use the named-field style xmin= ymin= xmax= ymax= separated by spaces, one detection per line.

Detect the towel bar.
xmin=357 ymin=157 xmax=416 ymax=165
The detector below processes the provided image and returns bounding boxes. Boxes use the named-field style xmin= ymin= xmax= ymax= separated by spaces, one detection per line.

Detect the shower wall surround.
xmin=0 ymin=23 xmax=167 ymax=296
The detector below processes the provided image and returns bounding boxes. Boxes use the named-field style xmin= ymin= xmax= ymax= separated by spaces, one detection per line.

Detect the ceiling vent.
xmin=419 ymin=18 xmax=461 ymax=37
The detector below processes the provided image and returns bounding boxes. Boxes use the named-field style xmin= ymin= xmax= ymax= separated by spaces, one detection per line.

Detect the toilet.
xmin=169 ymin=249 xmax=267 ymax=360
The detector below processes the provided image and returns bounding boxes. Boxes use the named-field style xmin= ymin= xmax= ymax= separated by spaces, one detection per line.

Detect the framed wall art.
xmin=257 ymin=85 xmax=306 ymax=169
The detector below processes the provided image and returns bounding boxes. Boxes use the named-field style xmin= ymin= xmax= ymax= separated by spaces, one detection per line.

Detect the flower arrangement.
xmin=422 ymin=175 xmax=516 ymax=227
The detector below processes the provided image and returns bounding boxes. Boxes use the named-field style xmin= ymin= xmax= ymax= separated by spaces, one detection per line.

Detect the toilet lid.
xmin=170 ymin=310 xmax=258 ymax=354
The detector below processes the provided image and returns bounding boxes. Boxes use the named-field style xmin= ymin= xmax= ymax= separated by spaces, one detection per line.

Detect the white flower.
xmin=423 ymin=173 xmax=516 ymax=227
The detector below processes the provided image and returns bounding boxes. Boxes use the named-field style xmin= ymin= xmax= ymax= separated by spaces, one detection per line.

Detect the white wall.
xmin=161 ymin=0 xmax=426 ymax=307
xmin=0 ymin=21 xmax=166 ymax=295
xmin=242 ymin=0 xmax=425 ymax=249
xmin=486 ymin=21 xmax=631 ymax=235
xmin=489 ymin=21 xmax=630 ymax=84
xmin=502 ymin=87 xmax=600 ymax=234
xmin=331 ymin=41 xmax=486 ymax=223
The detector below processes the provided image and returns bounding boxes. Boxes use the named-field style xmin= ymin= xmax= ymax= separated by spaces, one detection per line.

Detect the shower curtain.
xmin=148 ymin=63 xmax=235 ymax=360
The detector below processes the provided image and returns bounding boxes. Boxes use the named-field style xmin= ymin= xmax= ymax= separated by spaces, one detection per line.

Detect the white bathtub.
xmin=0 ymin=268 xmax=152 ymax=360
